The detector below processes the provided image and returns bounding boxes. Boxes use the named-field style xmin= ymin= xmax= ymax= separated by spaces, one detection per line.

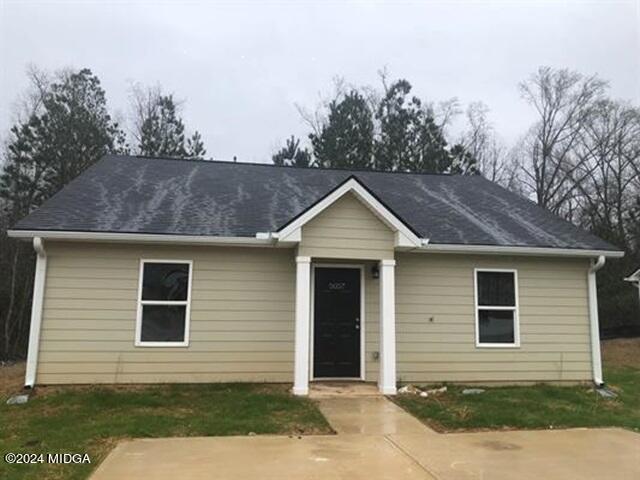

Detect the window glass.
xmin=478 ymin=310 xmax=515 ymax=344
xmin=477 ymin=271 xmax=515 ymax=306
xmin=142 ymin=263 xmax=189 ymax=301
xmin=138 ymin=261 xmax=191 ymax=345
xmin=140 ymin=305 xmax=187 ymax=342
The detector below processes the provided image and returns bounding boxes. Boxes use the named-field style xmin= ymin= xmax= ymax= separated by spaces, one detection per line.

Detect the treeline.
xmin=0 ymin=67 xmax=206 ymax=359
xmin=274 ymin=68 xmax=640 ymax=335
xmin=0 ymin=65 xmax=638 ymax=360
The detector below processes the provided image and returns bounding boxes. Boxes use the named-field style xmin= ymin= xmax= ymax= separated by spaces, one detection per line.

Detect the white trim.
xmin=293 ymin=256 xmax=312 ymax=395
xmin=588 ymin=256 xmax=606 ymax=386
xmin=135 ymin=259 xmax=193 ymax=348
xmin=624 ymin=269 xmax=640 ymax=323
xmin=9 ymin=229 xmax=625 ymax=260
xmin=310 ymin=264 xmax=366 ymax=381
xmin=8 ymin=229 xmax=274 ymax=247
xmin=474 ymin=268 xmax=520 ymax=348
xmin=624 ymin=269 xmax=640 ymax=283
xmin=275 ymin=178 xmax=422 ymax=248
xmin=378 ymin=259 xmax=397 ymax=395
xmin=419 ymin=243 xmax=624 ymax=258
xmin=24 ymin=237 xmax=47 ymax=388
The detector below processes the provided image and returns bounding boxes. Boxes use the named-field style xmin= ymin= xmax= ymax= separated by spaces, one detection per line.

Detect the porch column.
xmin=379 ymin=259 xmax=397 ymax=394
xmin=293 ymin=256 xmax=311 ymax=395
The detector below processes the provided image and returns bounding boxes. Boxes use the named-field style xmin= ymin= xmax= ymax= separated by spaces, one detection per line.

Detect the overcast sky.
xmin=1 ymin=0 xmax=638 ymax=162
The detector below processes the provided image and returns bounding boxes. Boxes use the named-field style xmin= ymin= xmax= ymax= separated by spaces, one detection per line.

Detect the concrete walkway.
xmin=91 ymin=394 xmax=640 ymax=480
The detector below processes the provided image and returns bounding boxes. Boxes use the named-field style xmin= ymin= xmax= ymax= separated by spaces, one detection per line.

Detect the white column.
xmin=379 ymin=259 xmax=397 ymax=395
xmin=293 ymin=256 xmax=311 ymax=395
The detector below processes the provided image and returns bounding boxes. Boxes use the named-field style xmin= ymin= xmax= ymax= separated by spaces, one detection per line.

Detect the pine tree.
xmin=374 ymin=79 xmax=476 ymax=174
xmin=272 ymin=136 xmax=312 ymax=167
xmin=0 ymin=68 xmax=126 ymax=219
xmin=310 ymin=90 xmax=374 ymax=169
xmin=186 ymin=131 xmax=206 ymax=159
xmin=131 ymin=86 xmax=206 ymax=158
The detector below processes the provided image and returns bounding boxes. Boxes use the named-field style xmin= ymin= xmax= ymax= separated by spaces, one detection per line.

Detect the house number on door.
xmin=328 ymin=282 xmax=346 ymax=290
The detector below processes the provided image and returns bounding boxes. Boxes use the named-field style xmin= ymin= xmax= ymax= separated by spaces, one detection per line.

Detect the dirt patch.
xmin=602 ymin=338 xmax=640 ymax=369
xmin=0 ymin=361 xmax=26 ymax=397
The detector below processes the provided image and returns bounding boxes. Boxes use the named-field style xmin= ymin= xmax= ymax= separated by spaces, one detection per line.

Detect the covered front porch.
xmin=292 ymin=256 xmax=398 ymax=395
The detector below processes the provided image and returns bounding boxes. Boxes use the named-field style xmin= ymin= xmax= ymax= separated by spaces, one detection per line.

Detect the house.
xmin=624 ymin=269 xmax=640 ymax=313
xmin=9 ymin=155 xmax=624 ymax=395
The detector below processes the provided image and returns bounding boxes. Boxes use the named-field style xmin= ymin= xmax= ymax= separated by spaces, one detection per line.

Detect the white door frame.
xmin=310 ymin=263 xmax=366 ymax=381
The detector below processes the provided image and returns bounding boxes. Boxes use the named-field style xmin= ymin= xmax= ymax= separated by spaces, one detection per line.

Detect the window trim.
xmin=135 ymin=259 xmax=193 ymax=347
xmin=474 ymin=268 xmax=520 ymax=348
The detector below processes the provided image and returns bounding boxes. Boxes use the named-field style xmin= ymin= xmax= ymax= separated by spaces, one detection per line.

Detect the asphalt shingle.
xmin=12 ymin=154 xmax=617 ymax=251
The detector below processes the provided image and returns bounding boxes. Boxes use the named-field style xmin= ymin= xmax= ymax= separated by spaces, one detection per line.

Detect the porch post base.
xmin=292 ymin=386 xmax=309 ymax=396
xmin=379 ymin=385 xmax=397 ymax=395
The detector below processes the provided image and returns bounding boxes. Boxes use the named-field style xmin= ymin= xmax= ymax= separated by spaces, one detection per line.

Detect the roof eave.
xmin=417 ymin=243 xmax=625 ymax=258
xmin=8 ymin=230 xmax=624 ymax=258
xmin=7 ymin=229 xmax=276 ymax=247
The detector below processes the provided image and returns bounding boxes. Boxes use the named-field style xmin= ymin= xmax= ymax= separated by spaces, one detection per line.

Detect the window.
xmin=136 ymin=260 xmax=192 ymax=346
xmin=474 ymin=269 xmax=519 ymax=347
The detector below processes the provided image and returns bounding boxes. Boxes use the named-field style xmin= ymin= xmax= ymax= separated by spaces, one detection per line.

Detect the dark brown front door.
xmin=313 ymin=267 xmax=361 ymax=378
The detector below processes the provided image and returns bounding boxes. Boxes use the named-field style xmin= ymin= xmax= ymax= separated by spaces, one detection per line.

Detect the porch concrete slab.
xmin=389 ymin=427 xmax=640 ymax=480
xmin=309 ymin=382 xmax=380 ymax=398
xmin=90 ymin=435 xmax=437 ymax=480
xmin=317 ymin=396 xmax=430 ymax=435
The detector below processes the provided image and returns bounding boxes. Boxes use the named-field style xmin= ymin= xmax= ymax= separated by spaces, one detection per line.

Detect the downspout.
xmin=24 ymin=237 xmax=47 ymax=388
xmin=588 ymin=255 xmax=605 ymax=387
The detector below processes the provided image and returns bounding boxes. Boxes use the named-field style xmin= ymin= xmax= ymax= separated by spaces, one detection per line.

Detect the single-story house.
xmin=9 ymin=155 xmax=624 ymax=395
xmin=624 ymin=268 xmax=640 ymax=312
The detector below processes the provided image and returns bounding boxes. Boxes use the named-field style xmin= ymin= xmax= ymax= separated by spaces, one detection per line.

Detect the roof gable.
xmin=625 ymin=269 xmax=640 ymax=282
xmin=273 ymin=176 xmax=422 ymax=248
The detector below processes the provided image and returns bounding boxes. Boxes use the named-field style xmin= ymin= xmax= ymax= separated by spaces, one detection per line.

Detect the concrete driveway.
xmin=91 ymin=396 xmax=640 ymax=480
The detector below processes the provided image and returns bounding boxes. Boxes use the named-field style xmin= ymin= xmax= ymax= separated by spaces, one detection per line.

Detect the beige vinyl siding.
xmin=364 ymin=265 xmax=380 ymax=382
xmin=395 ymin=253 xmax=593 ymax=384
xmin=298 ymin=193 xmax=395 ymax=260
xmin=37 ymin=242 xmax=295 ymax=384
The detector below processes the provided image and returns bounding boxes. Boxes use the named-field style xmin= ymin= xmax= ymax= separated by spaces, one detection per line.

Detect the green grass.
xmin=394 ymin=366 xmax=640 ymax=433
xmin=0 ymin=383 xmax=331 ymax=480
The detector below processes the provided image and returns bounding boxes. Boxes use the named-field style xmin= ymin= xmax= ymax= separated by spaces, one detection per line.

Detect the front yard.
xmin=394 ymin=338 xmax=640 ymax=433
xmin=0 ymin=365 xmax=331 ymax=480
xmin=2 ymin=339 xmax=639 ymax=479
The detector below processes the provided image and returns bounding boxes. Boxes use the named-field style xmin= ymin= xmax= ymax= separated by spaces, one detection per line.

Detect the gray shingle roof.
xmin=12 ymin=154 xmax=618 ymax=251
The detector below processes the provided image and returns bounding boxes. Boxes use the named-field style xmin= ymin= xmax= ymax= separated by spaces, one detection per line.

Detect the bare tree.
xmin=516 ymin=67 xmax=607 ymax=214
xmin=460 ymin=102 xmax=512 ymax=185
xmin=570 ymin=99 xmax=640 ymax=244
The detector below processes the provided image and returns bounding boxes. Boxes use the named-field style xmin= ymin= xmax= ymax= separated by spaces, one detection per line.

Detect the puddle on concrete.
xmin=476 ymin=440 xmax=522 ymax=451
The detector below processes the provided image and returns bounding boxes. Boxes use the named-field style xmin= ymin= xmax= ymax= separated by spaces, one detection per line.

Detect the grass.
xmin=394 ymin=366 xmax=640 ymax=433
xmin=394 ymin=338 xmax=640 ymax=433
xmin=0 ymin=378 xmax=331 ymax=480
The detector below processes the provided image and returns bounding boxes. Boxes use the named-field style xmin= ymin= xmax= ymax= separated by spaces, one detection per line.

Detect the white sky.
xmin=1 ymin=0 xmax=639 ymax=162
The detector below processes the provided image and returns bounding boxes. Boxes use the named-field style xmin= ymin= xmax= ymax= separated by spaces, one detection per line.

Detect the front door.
xmin=313 ymin=267 xmax=361 ymax=378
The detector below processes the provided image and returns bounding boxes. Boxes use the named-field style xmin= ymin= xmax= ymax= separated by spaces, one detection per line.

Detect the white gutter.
xmin=9 ymin=230 xmax=624 ymax=259
xmin=8 ymin=230 xmax=275 ymax=247
xmin=24 ymin=237 xmax=47 ymax=388
xmin=418 ymin=243 xmax=624 ymax=258
xmin=588 ymin=255 xmax=606 ymax=387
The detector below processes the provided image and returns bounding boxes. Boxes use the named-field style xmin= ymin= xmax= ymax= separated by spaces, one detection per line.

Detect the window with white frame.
xmin=474 ymin=269 xmax=519 ymax=347
xmin=136 ymin=260 xmax=192 ymax=346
